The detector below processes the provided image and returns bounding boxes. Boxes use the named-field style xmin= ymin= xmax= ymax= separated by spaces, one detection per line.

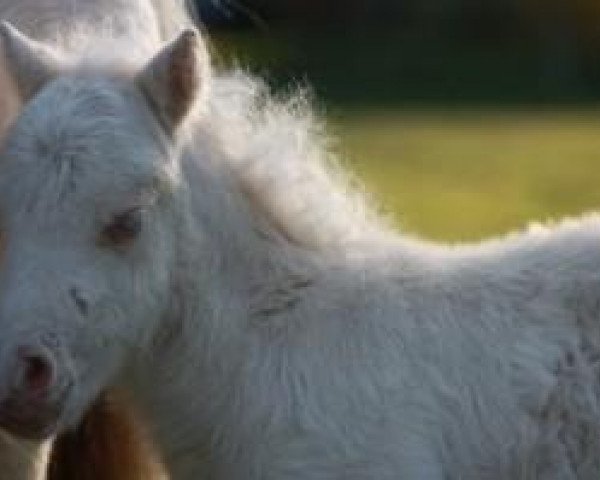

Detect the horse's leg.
xmin=0 ymin=430 xmax=51 ymax=480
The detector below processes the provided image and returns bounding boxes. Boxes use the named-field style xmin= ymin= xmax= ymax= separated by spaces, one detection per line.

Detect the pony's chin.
xmin=0 ymin=385 xmax=76 ymax=441
xmin=0 ymin=411 xmax=63 ymax=441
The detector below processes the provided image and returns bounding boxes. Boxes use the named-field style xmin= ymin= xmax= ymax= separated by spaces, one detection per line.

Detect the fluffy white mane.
xmin=203 ymin=71 xmax=393 ymax=251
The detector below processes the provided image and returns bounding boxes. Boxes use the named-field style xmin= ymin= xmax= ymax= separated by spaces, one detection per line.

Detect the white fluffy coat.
xmin=1 ymin=1 xmax=600 ymax=479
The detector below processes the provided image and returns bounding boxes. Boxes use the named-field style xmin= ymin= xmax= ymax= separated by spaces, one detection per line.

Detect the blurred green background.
xmin=197 ymin=0 xmax=600 ymax=241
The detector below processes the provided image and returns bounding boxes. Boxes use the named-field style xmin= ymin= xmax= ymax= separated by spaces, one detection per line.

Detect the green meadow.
xmin=331 ymin=110 xmax=600 ymax=242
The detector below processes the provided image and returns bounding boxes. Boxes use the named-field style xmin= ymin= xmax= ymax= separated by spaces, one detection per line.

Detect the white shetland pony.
xmin=1 ymin=0 xmax=600 ymax=479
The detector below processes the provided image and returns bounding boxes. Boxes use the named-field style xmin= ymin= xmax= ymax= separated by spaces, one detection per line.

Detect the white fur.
xmin=2 ymin=1 xmax=600 ymax=479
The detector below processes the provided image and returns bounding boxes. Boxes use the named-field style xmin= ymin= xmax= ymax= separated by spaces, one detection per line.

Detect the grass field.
xmin=330 ymin=109 xmax=600 ymax=242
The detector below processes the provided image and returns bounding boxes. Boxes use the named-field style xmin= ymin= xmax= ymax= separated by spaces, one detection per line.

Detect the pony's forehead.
xmin=0 ymin=75 xmax=172 ymax=217
xmin=8 ymin=74 xmax=165 ymax=164
xmin=15 ymin=75 xmax=149 ymax=141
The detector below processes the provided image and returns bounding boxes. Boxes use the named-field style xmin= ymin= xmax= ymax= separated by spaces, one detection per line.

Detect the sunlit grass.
xmin=331 ymin=109 xmax=600 ymax=242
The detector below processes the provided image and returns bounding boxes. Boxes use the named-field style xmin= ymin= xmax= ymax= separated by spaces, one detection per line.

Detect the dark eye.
xmin=100 ymin=208 xmax=143 ymax=246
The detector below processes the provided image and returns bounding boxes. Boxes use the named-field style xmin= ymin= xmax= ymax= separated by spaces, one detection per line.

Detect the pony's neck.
xmin=129 ymin=144 xmax=324 ymax=477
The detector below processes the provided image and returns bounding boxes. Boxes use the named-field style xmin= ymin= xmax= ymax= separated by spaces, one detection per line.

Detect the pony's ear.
xmin=136 ymin=29 xmax=208 ymax=133
xmin=0 ymin=21 xmax=62 ymax=100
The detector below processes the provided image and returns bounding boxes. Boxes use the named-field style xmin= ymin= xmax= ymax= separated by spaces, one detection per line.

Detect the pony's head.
xmin=0 ymin=21 xmax=208 ymax=439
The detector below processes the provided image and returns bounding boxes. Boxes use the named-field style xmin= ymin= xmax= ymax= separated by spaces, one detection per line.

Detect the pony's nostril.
xmin=24 ymin=356 xmax=52 ymax=391
xmin=16 ymin=349 xmax=54 ymax=393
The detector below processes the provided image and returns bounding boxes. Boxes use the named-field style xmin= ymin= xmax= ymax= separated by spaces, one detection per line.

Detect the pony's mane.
xmin=201 ymin=71 xmax=394 ymax=251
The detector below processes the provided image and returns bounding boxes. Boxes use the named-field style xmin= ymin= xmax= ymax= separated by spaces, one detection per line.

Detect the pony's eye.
xmin=99 ymin=208 xmax=143 ymax=246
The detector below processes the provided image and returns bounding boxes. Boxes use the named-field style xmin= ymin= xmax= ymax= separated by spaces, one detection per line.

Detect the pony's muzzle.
xmin=0 ymin=337 xmax=72 ymax=439
xmin=15 ymin=344 xmax=55 ymax=393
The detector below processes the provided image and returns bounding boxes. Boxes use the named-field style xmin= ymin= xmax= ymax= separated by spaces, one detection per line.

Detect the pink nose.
xmin=15 ymin=345 xmax=55 ymax=394
xmin=0 ymin=343 xmax=65 ymax=439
